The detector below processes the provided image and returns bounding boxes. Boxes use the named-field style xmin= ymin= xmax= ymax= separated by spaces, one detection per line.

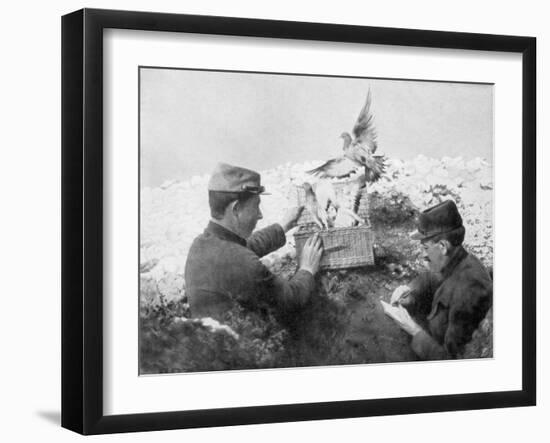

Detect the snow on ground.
xmin=140 ymin=156 xmax=493 ymax=305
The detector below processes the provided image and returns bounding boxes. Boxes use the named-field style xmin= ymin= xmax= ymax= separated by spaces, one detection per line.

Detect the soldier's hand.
xmin=299 ymin=233 xmax=324 ymax=275
xmin=280 ymin=206 xmax=304 ymax=232
xmin=380 ymin=301 xmax=422 ymax=336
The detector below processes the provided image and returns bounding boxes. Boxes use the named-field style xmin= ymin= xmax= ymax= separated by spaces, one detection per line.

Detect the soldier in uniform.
xmin=185 ymin=162 xmax=324 ymax=321
xmin=381 ymin=200 xmax=492 ymax=360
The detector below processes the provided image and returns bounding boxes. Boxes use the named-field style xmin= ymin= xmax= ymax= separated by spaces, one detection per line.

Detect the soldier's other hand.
xmin=380 ymin=301 xmax=422 ymax=336
xmin=280 ymin=206 xmax=304 ymax=232
xmin=300 ymin=233 xmax=324 ymax=275
xmin=390 ymin=285 xmax=412 ymax=306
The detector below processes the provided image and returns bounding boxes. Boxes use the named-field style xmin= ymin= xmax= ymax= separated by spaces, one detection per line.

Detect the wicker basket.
xmin=294 ymin=225 xmax=375 ymax=270
xmin=292 ymin=181 xmax=375 ymax=270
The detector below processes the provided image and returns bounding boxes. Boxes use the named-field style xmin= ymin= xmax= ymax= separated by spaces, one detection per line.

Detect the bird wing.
xmin=345 ymin=144 xmax=386 ymax=183
xmin=352 ymin=89 xmax=378 ymax=153
xmin=306 ymin=156 xmax=361 ymax=179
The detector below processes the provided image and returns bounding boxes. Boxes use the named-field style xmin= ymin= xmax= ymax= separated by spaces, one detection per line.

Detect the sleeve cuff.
xmin=411 ymin=329 xmax=450 ymax=361
xmin=411 ymin=329 xmax=432 ymax=359
xmin=295 ymin=268 xmax=315 ymax=281
xmin=272 ymin=223 xmax=287 ymax=246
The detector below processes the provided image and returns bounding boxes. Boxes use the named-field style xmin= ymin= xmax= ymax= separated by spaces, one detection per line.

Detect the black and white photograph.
xmin=0 ymin=0 xmax=546 ymax=439
xmin=138 ymin=68 xmax=494 ymax=374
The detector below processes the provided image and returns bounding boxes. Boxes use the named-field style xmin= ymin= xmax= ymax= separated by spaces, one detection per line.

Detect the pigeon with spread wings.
xmin=307 ymin=89 xmax=386 ymax=183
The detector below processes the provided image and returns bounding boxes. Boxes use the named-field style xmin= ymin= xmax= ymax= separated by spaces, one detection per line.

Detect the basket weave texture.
xmin=294 ymin=225 xmax=374 ymax=270
xmin=292 ymin=182 xmax=375 ymax=270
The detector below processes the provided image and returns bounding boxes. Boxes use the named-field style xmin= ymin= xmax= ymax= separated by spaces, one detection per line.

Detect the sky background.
xmin=140 ymin=68 xmax=493 ymax=187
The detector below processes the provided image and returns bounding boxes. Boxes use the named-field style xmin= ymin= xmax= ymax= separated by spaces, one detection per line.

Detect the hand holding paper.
xmin=381 ymin=300 xmax=422 ymax=336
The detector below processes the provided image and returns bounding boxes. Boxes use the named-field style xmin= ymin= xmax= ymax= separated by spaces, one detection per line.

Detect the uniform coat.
xmin=404 ymin=246 xmax=492 ymax=360
xmin=185 ymin=221 xmax=314 ymax=320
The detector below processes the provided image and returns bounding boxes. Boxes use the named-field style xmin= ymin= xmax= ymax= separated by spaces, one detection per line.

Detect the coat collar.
xmin=206 ymin=220 xmax=247 ymax=247
xmin=427 ymin=246 xmax=469 ymax=316
xmin=440 ymin=245 xmax=468 ymax=279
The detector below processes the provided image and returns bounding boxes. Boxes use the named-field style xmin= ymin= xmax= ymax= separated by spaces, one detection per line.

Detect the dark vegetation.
xmin=140 ymin=300 xmax=288 ymax=373
xmin=140 ymin=190 xmax=492 ymax=374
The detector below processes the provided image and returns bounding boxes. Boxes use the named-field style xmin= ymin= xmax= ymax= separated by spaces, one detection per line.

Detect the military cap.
xmin=208 ymin=162 xmax=268 ymax=194
xmin=410 ymin=200 xmax=463 ymax=241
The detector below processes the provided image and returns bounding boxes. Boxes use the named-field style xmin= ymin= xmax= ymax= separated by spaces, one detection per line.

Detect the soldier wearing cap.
xmin=382 ymin=200 xmax=492 ymax=360
xmin=184 ymin=163 xmax=324 ymax=322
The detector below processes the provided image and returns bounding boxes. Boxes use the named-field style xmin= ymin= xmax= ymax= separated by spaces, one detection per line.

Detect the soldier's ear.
xmin=230 ymin=200 xmax=240 ymax=215
xmin=225 ymin=200 xmax=239 ymax=219
xmin=439 ymin=239 xmax=451 ymax=255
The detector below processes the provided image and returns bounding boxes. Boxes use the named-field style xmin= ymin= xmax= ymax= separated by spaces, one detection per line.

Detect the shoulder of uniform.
xmin=446 ymin=259 xmax=492 ymax=307
xmin=456 ymin=254 xmax=492 ymax=282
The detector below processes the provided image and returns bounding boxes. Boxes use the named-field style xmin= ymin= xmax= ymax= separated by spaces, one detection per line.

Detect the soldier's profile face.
xmin=422 ymin=239 xmax=445 ymax=273
xmin=237 ymin=194 xmax=263 ymax=237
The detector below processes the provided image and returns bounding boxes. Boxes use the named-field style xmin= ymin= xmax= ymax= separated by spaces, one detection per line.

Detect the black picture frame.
xmin=61 ymin=8 xmax=536 ymax=435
